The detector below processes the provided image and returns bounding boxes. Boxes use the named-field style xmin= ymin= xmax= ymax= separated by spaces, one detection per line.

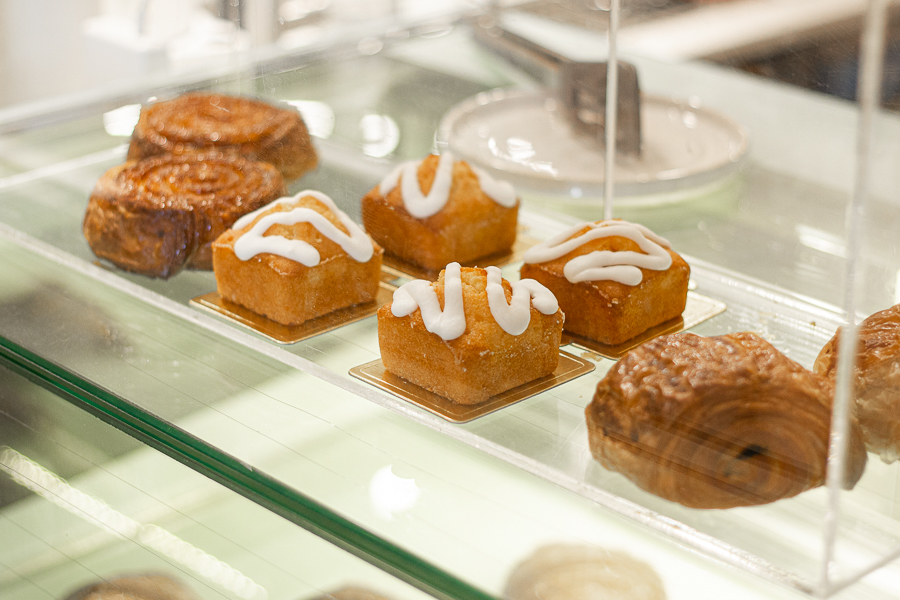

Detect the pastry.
xmin=505 ymin=544 xmax=666 ymax=600
xmin=521 ymin=219 xmax=689 ymax=346
xmin=128 ymin=92 xmax=318 ymax=181
xmin=212 ymin=190 xmax=382 ymax=325
xmin=83 ymin=152 xmax=286 ymax=277
xmin=586 ymin=331 xmax=867 ymax=509
xmin=308 ymin=588 xmax=394 ymax=600
xmin=377 ymin=263 xmax=563 ymax=404
xmin=361 ymin=152 xmax=519 ymax=271
xmin=63 ymin=574 xmax=199 ymax=600
xmin=815 ymin=303 xmax=900 ymax=463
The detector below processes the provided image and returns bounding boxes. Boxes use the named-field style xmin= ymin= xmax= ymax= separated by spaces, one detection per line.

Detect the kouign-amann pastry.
xmin=310 ymin=588 xmax=394 ymax=600
xmin=586 ymin=332 xmax=867 ymax=509
xmin=521 ymin=219 xmax=689 ymax=346
xmin=361 ymin=152 xmax=519 ymax=271
xmin=128 ymin=92 xmax=318 ymax=181
xmin=83 ymin=152 xmax=286 ymax=277
xmin=212 ymin=190 xmax=382 ymax=325
xmin=505 ymin=544 xmax=666 ymax=600
xmin=815 ymin=303 xmax=900 ymax=463
xmin=377 ymin=264 xmax=563 ymax=404
xmin=63 ymin=574 xmax=199 ymax=600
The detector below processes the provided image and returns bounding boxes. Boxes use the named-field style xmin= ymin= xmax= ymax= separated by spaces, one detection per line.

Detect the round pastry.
xmin=310 ymin=588 xmax=394 ymax=600
xmin=63 ymin=574 xmax=199 ymax=600
xmin=83 ymin=152 xmax=286 ymax=278
xmin=586 ymin=331 xmax=868 ymax=509
xmin=815 ymin=303 xmax=900 ymax=463
xmin=128 ymin=92 xmax=318 ymax=181
xmin=505 ymin=544 xmax=666 ymax=600
xmin=361 ymin=152 xmax=519 ymax=271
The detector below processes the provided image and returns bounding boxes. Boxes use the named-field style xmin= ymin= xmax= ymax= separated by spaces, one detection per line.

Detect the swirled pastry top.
xmin=228 ymin=190 xmax=375 ymax=267
xmin=390 ymin=264 xmax=559 ymax=340
xmin=378 ymin=151 xmax=517 ymax=218
xmin=92 ymin=152 xmax=283 ymax=212
xmin=587 ymin=331 xmax=868 ymax=508
xmin=83 ymin=152 xmax=286 ymax=277
xmin=128 ymin=93 xmax=318 ymax=180
xmin=523 ymin=220 xmax=674 ymax=285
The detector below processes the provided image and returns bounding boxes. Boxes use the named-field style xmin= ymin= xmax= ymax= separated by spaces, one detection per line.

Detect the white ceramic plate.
xmin=437 ymin=88 xmax=749 ymax=203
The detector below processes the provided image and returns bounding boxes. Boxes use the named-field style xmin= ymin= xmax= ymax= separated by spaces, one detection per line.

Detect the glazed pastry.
xmin=520 ymin=220 xmax=689 ymax=345
xmin=213 ymin=190 xmax=382 ymax=326
xmin=83 ymin=152 xmax=286 ymax=277
xmin=128 ymin=92 xmax=318 ymax=181
xmin=586 ymin=332 xmax=867 ymax=509
xmin=377 ymin=264 xmax=563 ymax=404
xmin=505 ymin=544 xmax=666 ymax=600
xmin=815 ymin=303 xmax=900 ymax=463
xmin=361 ymin=152 xmax=519 ymax=271
xmin=63 ymin=574 xmax=199 ymax=600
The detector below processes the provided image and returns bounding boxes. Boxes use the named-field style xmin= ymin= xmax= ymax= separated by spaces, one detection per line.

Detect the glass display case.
xmin=2 ymin=1 xmax=900 ymax=599
xmin=0 ymin=359 xmax=438 ymax=600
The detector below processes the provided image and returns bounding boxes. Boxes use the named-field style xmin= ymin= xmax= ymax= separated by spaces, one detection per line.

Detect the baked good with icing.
xmin=586 ymin=331 xmax=867 ymax=508
xmin=361 ymin=152 xmax=519 ymax=271
xmin=128 ymin=92 xmax=318 ymax=181
xmin=83 ymin=152 xmax=286 ymax=278
xmin=212 ymin=190 xmax=382 ymax=325
xmin=520 ymin=220 xmax=689 ymax=345
xmin=815 ymin=303 xmax=900 ymax=463
xmin=378 ymin=263 xmax=563 ymax=404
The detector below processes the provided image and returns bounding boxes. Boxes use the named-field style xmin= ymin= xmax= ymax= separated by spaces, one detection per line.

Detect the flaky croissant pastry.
xmin=586 ymin=332 xmax=867 ymax=509
xmin=815 ymin=303 xmax=900 ymax=463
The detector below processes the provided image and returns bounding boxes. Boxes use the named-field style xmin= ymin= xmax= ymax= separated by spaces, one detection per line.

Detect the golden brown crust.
xmin=377 ymin=267 xmax=563 ymax=404
xmin=586 ymin=332 xmax=868 ymax=508
xmin=815 ymin=304 xmax=900 ymax=462
xmin=83 ymin=153 xmax=285 ymax=278
xmin=361 ymin=156 xmax=519 ymax=271
xmin=128 ymin=93 xmax=318 ymax=181
xmin=212 ymin=194 xmax=383 ymax=325
xmin=520 ymin=225 xmax=689 ymax=345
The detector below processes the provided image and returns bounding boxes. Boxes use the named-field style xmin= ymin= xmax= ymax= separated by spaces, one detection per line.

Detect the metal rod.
xmin=603 ymin=0 xmax=620 ymax=221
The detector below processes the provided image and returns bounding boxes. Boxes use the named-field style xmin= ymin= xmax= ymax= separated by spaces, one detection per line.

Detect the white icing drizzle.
xmin=232 ymin=190 xmax=374 ymax=266
xmin=378 ymin=152 xmax=516 ymax=218
xmin=522 ymin=220 xmax=673 ymax=285
xmin=470 ymin=165 xmax=517 ymax=208
xmin=485 ymin=266 xmax=558 ymax=336
xmin=391 ymin=262 xmax=466 ymax=341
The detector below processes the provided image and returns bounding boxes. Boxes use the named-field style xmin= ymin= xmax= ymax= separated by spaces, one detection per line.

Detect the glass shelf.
xmin=1 ymin=14 xmax=900 ymax=600
xmin=0 ymin=359 xmax=439 ymax=600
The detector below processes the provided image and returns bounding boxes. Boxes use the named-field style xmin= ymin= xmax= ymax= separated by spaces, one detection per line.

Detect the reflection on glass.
xmin=287 ymin=100 xmax=336 ymax=139
xmin=102 ymin=104 xmax=142 ymax=137
xmin=369 ymin=465 xmax=420 ymax=520
xmin=360 ymin=114 xmax=400 ymax=158
xmin=279 ymin=0 xmax=331 ymax=23
xmin=0 ymin=447 xmax=267 ymax=600
xmin=796 ymin=224 xmax=846 ymax=258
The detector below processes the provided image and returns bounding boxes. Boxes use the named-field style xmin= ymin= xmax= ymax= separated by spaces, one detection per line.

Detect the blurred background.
xmin=3 ymin=0 xmax=900 ymax=112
